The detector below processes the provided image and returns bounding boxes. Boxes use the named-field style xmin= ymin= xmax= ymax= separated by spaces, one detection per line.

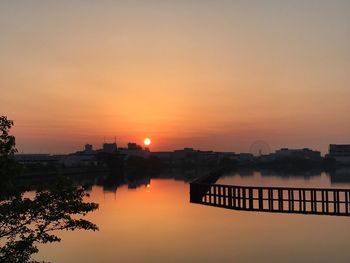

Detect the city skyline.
xmin=2 ymin=2 xmax=350 ymax=262
xmin=2 ymin=1 xmax=350 ymax=154
xmin=14 ymin=138 xmax=337 ymax=157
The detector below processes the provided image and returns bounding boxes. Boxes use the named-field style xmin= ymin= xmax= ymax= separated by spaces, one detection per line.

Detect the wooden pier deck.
xmin=190 ymin=182 xmax=350 ymax=216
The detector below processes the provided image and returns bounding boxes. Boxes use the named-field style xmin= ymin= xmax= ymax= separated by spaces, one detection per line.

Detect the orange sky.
xmin=1 ymin=1 xmax=350 ymax=154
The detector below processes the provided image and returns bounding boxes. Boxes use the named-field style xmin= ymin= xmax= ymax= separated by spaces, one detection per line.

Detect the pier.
xmin=190 ymin=182 xmax=350 ymax=216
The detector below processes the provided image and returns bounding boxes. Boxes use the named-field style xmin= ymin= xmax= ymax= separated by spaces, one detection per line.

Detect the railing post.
xmin=347 ymin=191 xmax=350 ymax=214
xmin=228 ymin=186 xmax=233 ymax=207
xmin=314 ymin=190 xmax=318 ymax=213
xmin=268 ymin=189 xmax=273 ymax=211
xmin=336 ymin=191 xmax=340 ymax=214
xmin=321 ymin=190 xmax=325 ymax=213
xmin=334 ymin=190 xmax=338 ymax=214
xmin=278 ymin=189 xmax=283 ymax=211
xmin=288 ymin=189 xmax=294 ymax=212
xmin=242 ymin=187 xmax=246 ymax=209
xmin=258 ymin=188 xmax=263 ymax=210
xmin=232 ymin=187 xmax=236 ymax=208
xmin=216 ymin=185 xmax=219 ymax=205
xmin=190 ymin=183 xmax=201 ymax=203
xmin=249 ymin=188 xmax=253 ymax=209
xmin=226 ymin=186 xmax=229 ymax=206
xmin=237 ymin=187 xmax=241 ymax=208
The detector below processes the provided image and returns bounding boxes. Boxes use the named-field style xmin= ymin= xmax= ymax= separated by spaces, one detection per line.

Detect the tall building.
xmin=329 ymin=144 xmax=350 ymax=164
xmin=102 ymin=143 xmax=117 ymax=153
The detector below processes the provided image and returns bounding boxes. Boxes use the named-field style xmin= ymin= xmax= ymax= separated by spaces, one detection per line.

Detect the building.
xmin=84 ymin=144 xmax=93 ymax=154
xmin=15 ymin=154 xmax=60 ymax=165
xmin=275 ymin=148 xmax=321 ymax=160
xmin=151 ymin=151 xmax=174 ymax=159
xmin=127 ymin=143 xmax=142 ymax=150
xmin=102 ymin=143 xmax=117 ymax=153
xmin=230 ymin=153 xmax=254 ymax=165
xmin=328 ymin=144 xmax=350 ymax=164
xmin=60 ymin=154 xmax=98 ymax=167
xmin=173 ymin=148 xmax=197 ymax=159
xmin=119 ymin=142 xmax=149 ymax=158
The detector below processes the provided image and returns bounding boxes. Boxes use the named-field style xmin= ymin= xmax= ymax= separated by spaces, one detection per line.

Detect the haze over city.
xmin=3 ymin=1 xmax=350 ymax=263
xmin=1 ymin=1 xmax=350 ymax=154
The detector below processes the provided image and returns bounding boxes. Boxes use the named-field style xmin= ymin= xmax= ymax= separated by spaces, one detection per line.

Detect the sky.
xmin=1 ymin=0 xmax=350 ymax=154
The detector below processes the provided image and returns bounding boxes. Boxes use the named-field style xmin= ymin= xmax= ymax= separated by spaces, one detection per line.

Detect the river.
xmin=36 ymin=169 xmax=350 ymax=263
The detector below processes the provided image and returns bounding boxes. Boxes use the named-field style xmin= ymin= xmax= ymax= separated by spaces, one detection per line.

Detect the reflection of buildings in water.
xmin=234 ymin=169 xmax=254 ymax=177
xmin=330 ymin=168 xmax=350 ymax=184
xmin=170 ymin=171 xmax=200 ymax=182
xmin=127 ymin=176 xmax=150 ymax=189
xmin=214 ymin=169 xmax=257 ymax=181
xmin=151 ymin=169 xmax=208 ymax=182
xmin=217 ymin=169 xmax=323 ymax=182
xmin=98 ymin=173 xmax=125 ymax=193
xmin=92 ymin=169 xmax=205 ymax=192
xmin=122 ymin=169 xmax=208 ymax=190
xmin=216 ymin=171 xmax=253 ymax=182
xmin=102 ymin=185 xmax=118 ymax=193
xmin=260 ymin=170 xmax=322 ymax=180
xmin=82 ymin=183 xmax=93 ymax=192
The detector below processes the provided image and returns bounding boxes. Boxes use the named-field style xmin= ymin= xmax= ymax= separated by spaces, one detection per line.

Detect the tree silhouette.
xmin=0 ymin=116 xmax=99 ymax=263
xmin=0 ymin=116 xmax=20 ymax=199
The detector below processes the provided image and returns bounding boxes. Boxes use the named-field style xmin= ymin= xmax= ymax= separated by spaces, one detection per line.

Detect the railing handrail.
xmin=192 ymin=181 xmax=350 ymax=192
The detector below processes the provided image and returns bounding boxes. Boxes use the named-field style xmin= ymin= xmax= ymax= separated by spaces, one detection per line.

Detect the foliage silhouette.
xmin=0 ymin=116 xmax=20 ymax=199
xmin=0 ymin=116 xmax=99 ymax=263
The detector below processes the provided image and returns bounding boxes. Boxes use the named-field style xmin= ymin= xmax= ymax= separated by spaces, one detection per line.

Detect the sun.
xmin=143 ymin=138 xmax=151 ymax=146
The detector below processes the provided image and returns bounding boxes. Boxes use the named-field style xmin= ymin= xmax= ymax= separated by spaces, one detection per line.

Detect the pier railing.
xmin=190 ymin=182 xmax=350 ymax=216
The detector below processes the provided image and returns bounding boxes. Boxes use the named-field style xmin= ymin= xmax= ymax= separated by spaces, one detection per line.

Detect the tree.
xmin=0 ymin=179 xmax=98 ymax=263
xmin=0 ymin=116 xmax=17 ymax=156
xmin=0 ymin=116 xmax=19 ymax=198
xmin=0 ymin=116 xmax=99 ymax=262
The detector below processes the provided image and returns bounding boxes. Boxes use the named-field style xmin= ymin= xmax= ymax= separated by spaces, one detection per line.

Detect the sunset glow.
xmin=2 ymin=2 xmax=350 ymax=263
xmin=144 ymin=138 xmax=151 ymax=146
xmin=1 ymin=1 xmax=349 ymax=154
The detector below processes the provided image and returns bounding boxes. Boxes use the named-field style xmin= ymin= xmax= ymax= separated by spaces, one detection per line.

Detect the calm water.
xmin=36 ymin=170 xmax=350 ymax=263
